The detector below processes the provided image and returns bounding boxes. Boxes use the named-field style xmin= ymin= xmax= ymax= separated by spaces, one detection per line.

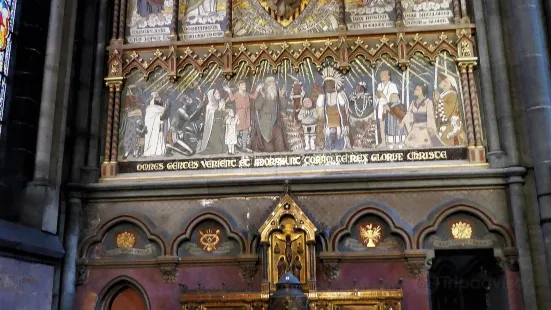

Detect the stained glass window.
xmin=0 ymin=0 xmax=16 ymax=136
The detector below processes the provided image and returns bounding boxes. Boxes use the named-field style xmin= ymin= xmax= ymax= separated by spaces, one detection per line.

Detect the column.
xmin=21 ymin=0 xmax=67 ymax=232
xmin=60 ymin=198 xmax=82 ymax=310
xmin=308 ymin=243 xmax=316 ymax=291
xmin=470 ymin=0 xmax=505 ymax=167
xmin=482 ymin=0 xmax=518 ymax=166
xmin=82 ymin=0 xmax=109 ymax=183
xmin=508 ymin=176 xmax=538 ymax=309
xmin=458 ymin=64 xmax=475 ymax=147
xmin=507 ymin=0 xmax=551 ymax=295
xmin=261 ymin=243 xmax=269 ymax=292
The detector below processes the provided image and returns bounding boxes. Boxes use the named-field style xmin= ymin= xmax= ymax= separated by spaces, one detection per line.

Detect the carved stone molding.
xmin=405 ymin=260 xmax=426 ymax=278
xmin=494 ymin=248 xmax=519 ymax=272
xmin=322 ymin=262 xmax=341 ymax=281
xmin=405 ymin=250 xmax=430 ymax=278
xmin=157 ymin=255 xmax=180 ymax=283
xmin=75 ymin=265 xmax=88 ymax=286
xmin=160 ymin=265 xmax=179 ymax=283
xmin=319 ymin=252 xmax=341 ymax=281
xmin=239 ymin=262 xmax=258 ymax=283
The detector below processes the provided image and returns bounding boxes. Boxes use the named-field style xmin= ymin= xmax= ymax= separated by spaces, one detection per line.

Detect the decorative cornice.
xmin=68 ymin=166 xmax=528 ymax=201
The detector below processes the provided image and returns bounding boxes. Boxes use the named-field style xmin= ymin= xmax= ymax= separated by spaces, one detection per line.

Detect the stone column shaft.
xmin=507 ymin=0 xmax=551 ymax=293
xmin=508 ymin=178 xmax=537 ymax=309
xmin=471 ymin=0 xmax=505 ymax=166
xmin=85 ymin=0 xmax=109 ymax=181
xmin=482 ymin=0 xmax=518 ymax=166
xmin=33 ymin=0 xmax=66 ymax=181
xmin=60 ymin=198 xmax=82 ymax=310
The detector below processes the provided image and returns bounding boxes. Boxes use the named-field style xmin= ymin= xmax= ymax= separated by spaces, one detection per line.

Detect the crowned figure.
xmin=316 ymin=67 xmax=350 ymax=151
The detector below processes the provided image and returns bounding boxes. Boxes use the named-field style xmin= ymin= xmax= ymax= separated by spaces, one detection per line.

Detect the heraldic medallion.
xmin=198 ymin=229 xmax=221 ymax=253
xmin=358 ymin=223 xmax=382 ymax=248
xmin=116 ymin=231 xmax=137 ymax=248
xmin=450 ymin=221 xmax=473 ymax=240
xmin=257 ymin=0 xmax=310 ymax=27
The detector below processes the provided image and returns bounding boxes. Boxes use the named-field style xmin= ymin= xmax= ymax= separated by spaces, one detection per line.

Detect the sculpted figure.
xmin=267 ymin=0 xmax=302 ymax=19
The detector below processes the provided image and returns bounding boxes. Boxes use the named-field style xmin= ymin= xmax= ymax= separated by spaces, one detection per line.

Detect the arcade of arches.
xmin=1 ymin=0 xmax=551 ymax=309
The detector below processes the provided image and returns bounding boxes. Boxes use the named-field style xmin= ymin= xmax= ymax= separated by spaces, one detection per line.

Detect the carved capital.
xmin=160 ymin=265 xmax=179 ymax=283
xmin=494 ymin=249 xmax=519 ymax=272
xmin=322 ymin=261 xmax=340 ymax=281
xmin=405 ymin=260 xmax=427 ymax=278
xmin=239 ymin=262 xmax=258 ymax=283
xmin=76 ymin=265 xmax=88 ymax=286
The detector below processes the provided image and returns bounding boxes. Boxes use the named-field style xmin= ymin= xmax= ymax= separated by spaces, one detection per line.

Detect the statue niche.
xmin=258 ymin=195 xmax=317 ymax=292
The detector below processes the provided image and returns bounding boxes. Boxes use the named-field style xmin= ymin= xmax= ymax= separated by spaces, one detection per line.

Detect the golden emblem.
xmin=116 ymin=231 xmax=136 ymax=248
xmin=198 ymin=229 xmax=221 ymax=253
xmin=358 ymin=223 xmax=382 ymax=248
xmin=451 ymin=221 xmax=473 ymax=239
xmin=257 ymin=0 xmax=310 ymax=27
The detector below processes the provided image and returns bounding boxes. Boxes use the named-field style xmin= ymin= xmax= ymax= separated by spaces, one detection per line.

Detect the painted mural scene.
xmin=118 ymin=53 xmax=467 ymax=171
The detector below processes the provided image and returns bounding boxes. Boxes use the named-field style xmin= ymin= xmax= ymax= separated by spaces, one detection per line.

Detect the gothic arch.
xmin=170 ymin=211 xmax=247 ymax=255
xmin=316 ymin=233 xmax=329 ymax=252
xmin=414 ymin=201 xmax=515 ymax=249
xmin=95 ymin=276 xmax=151 ymax=310
xmin=78 ymin=215 xmax=166 ymax=258
xmin=330 ymin=203 xmax=413 ymax=252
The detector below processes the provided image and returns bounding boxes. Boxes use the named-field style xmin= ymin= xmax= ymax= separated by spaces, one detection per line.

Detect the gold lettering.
xmin=136 ymin=163 xmax=164 ymax=171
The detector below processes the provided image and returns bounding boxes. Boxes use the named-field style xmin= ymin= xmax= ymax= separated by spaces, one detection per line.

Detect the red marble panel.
xmin=316 ymin=262 xmax=430 ymax=310
xmin=74 ymin=265 xmax=263 ymax=310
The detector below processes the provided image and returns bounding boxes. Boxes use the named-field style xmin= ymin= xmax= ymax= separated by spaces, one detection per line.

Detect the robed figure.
xmin=250 ymin=77 xmax=288 ymax=152
xmin=401 ymin=84 xmax=442 ymax=148
xmin=143 ymin=92 xmax=168 ymax=157
xmin=196 ymin=89 xmax=226 ymax=154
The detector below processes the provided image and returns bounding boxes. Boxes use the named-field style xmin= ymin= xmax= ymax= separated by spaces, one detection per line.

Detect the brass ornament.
xmin=116 ymin=231 xmax=136 ymax=248
xmin=257 ymin=0 xmax=310 ymax=27
xmin=451 ymin=221 xmax=473 ymax=239
xmin=198 ymin=229 xmax=221 ymax=253
xmin=358 ymin=223 xmax=382 ymax=248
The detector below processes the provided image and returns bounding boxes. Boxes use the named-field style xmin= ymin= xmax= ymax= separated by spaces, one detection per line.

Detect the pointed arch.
xmin=78 ymin=215 xmax=166 ymax=258
xmin=170 ymin=211 xmax=247 ymax=255
xmin=331 ymin=203 xmax=413 ymax=251
xmin=414 ymin=200 xmax=514 ymax=249
xmin=95 ymin=276 xmax=151 ymax=310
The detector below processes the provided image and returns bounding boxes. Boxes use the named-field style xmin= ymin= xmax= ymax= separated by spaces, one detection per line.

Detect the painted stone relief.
xmin=125 ymin=0 xmax=173 ymax=43
xmin=424 ymin=214 xmax=506 ymax=249
xmin=401 ymin=0 xmax=454 ymax=26
xmin=178 ymin=0 xmax=227 ymax=40
xmin=345 ymin=0 xmax=395 ymax=31
xmin=117 ymin=52 xmax=467 ymax=173
xmin=177 ymin=221 xmax=240 ymax=257
xmin=87 ymin=225 xmax=160 ymax=260
xmin=232 ymin=0 xmax=340 ymax=37
xmin=338 ymin=217 xmax=403 ymax=252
